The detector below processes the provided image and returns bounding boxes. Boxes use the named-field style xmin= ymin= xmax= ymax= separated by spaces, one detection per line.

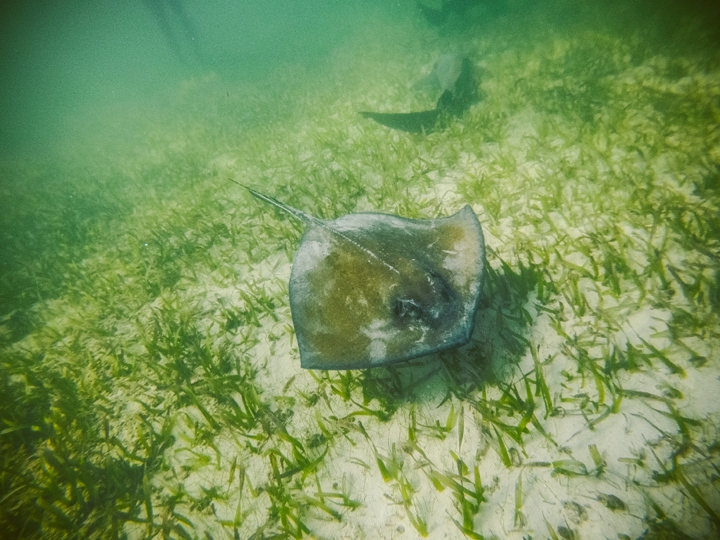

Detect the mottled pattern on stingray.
xmin=289 ymin=205 xmax=485 ymax=370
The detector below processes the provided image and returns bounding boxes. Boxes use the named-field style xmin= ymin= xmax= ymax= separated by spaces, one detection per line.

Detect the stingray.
xmin=360 ymin=54 xmax=479 ymax=133
xmin=412 ymin=52 xmax=464 ymax=96
xmin=243 ymin=186 xmax=486 ymax=370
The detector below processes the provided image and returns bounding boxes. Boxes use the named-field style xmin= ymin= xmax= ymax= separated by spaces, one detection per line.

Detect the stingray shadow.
xmin=354 ymin=249 xmax=549 ymax=413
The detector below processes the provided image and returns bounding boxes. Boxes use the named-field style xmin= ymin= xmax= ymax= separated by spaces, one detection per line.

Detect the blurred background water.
xmin=0 ymin=0 xmax=388 ymax=157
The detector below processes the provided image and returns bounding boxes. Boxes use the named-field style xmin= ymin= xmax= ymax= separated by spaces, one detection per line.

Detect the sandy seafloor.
xmin=1 ymin=1 xmax=719 ymax=539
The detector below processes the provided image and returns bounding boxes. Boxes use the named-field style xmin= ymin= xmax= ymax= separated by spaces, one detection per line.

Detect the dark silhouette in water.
xmin=360 ymin=109 xmax=442 ymax=134
xmin=417 ymin=0 xmax=483 ymax=26
xmin=142 ymin=0 xmax=202 ymax=65
xmin=360 ymin=55 xmax=479 ymax=133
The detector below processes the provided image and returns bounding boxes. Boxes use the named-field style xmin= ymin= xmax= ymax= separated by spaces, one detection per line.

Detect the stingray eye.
xmin=393 ymin=298 xmax=424 ymax=322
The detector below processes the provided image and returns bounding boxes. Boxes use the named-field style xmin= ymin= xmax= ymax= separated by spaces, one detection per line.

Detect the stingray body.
xmin=415 ymin=52 xmax=465 ymax=96
xmin=246 ymin=187 xmax=485 ymax=370
xmin=360 ymin=54 xmax=479 ymax=133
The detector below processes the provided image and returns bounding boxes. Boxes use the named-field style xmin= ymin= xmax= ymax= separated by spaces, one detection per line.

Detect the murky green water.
xmin=1 ymin=1 xmax=719 ymax=538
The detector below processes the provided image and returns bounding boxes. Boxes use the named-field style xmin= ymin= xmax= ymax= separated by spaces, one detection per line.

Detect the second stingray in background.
xmin=243 ymin=186 xmax=486 ymax=370
xmin=360 ymin=52 xmax=480 ymax=133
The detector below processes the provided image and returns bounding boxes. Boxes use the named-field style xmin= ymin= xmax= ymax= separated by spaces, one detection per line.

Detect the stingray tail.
xmin=230 ymin=180 xmax=312 ymax=225
xmin=232 ymin=179 xmax=401 ymax=276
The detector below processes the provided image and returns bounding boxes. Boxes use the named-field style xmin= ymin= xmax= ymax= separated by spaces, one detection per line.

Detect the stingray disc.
xmin=288 ymin=204 xmax=485 ymax=370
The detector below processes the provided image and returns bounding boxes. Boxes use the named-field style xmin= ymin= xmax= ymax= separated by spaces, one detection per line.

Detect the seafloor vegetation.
xmin=1 ymin=1 xmax=719 ymax=539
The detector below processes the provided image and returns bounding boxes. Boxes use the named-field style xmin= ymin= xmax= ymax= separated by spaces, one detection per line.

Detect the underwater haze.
xmin=1 ymin=0 xmax=720 ymax=539
xmin=0 ymin=0 xmax=376 ymax=157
